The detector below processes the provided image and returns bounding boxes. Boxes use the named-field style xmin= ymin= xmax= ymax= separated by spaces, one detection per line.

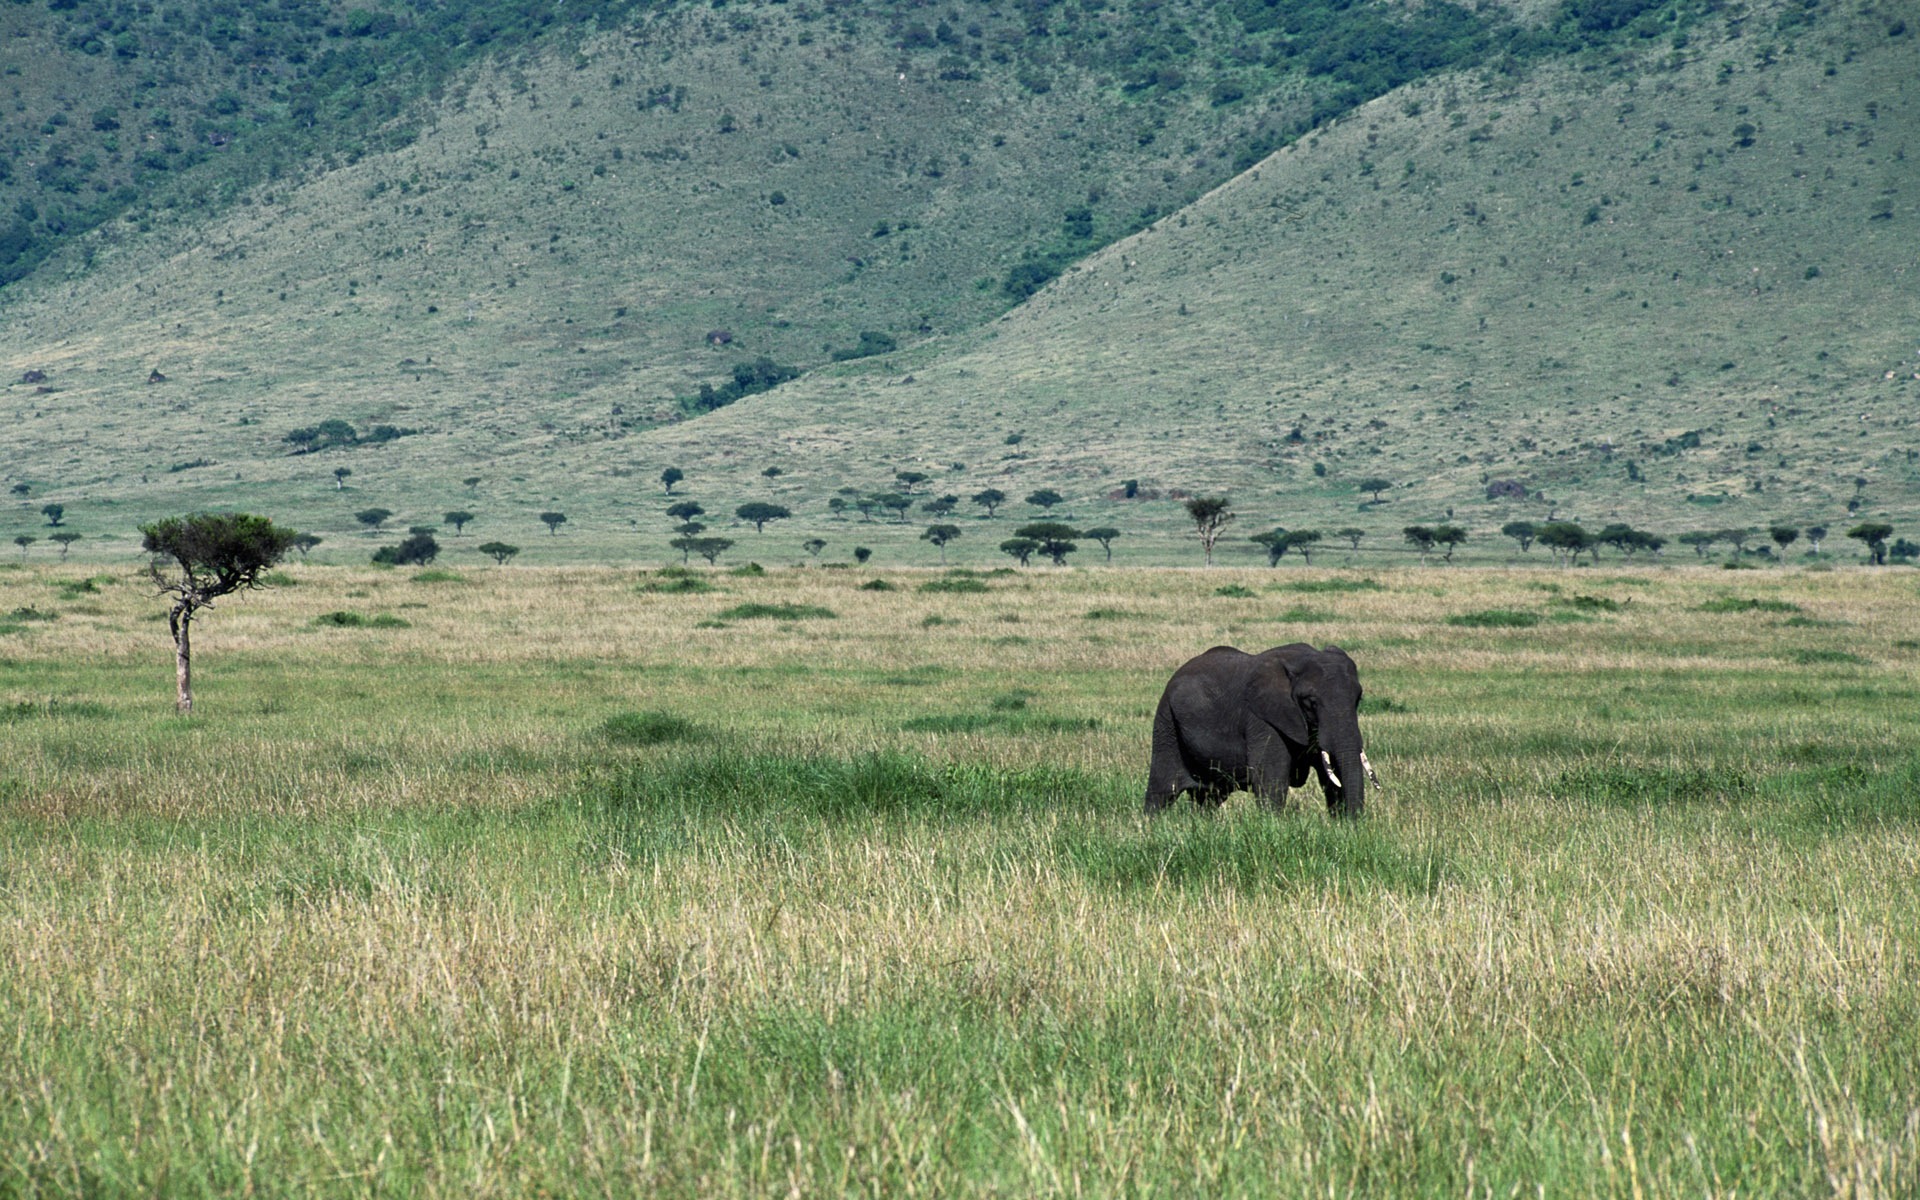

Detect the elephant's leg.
xmin=1247 ymin=728 xmax=1295 ymax=813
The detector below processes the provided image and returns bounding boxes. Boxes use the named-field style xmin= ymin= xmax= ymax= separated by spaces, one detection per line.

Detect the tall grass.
xmin=2 ymin=563 xmax=1918 ymax=1196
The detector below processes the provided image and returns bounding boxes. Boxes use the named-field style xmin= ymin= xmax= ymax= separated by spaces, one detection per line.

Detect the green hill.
xmin=2 ymin=0 xmax=1914 ymax=567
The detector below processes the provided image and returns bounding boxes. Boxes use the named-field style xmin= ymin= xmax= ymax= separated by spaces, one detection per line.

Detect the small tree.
xmin=40 ymin=503 xmax=64 ymax=527
xmin=50 ymin=531 xmax=82 ymax=558
xmin=661 ymin=467 xmax=684 ymax=495
xmin=1847 ymin=522 xmax=1894 ymax=565
xmin=1719 ymin=527 xmax=1756 ymax=554
xmin=1359 ymin=478 xmax=1392 ymax=503
xmin=666 ymin=501 xmax=705 ymax=526
xmin=735 ymin=502 xmax=791 ymax=533
xmin=1769 ymin=525 xmax=1800 ymax=554
xmin=355 ymin=508 xmax=392 ymax=532
xmin=689 ymin=536 xmax=734 ymax=565
xmin=463 ymin=476 xmax=482 ymax=494
xmin=1000 ymin=537 xmax=1040 ymax=567
xmin=1501 ymin=520 xmax=1536 ymax=553
xmin=971 ymin=488 xmax=1007 ymax=518
xmin=139 ymin=513 xmax=298 ymax=713
xmin=803 ymin=538 xmax=827 ymax=558
xmin=1026 ymin=488 xmax=1065 ymax=512
xmin=762 ymin=466 xmax=785 ymax=483
xmin=1083 ymin=526 xmax=1121 ymax=563
xmin=333 ymin=467 xmax=352 ymax=490
xmin=1250 ymin=528 xmax=1292 ymax=567
xmin=1678 ymin=531 xmax=1718 ymax=557
xmin=1287 ymin=529 xmax=1325 ymax=564
xmin=373 ymin=532 xmax=440 ymax=566
xmin=539 ymin=511 xmax=568 ymax=535
xmin=922 ymin=494 xmax=959 ymax=518
xmin=877 ymin=493 xmax=914 ymax=523
xmin=1433 ymin=524 xmax=1467 ymax=562
xmin=853 ymin=546 xmax=872 ymax=565
xmin=895 ymin=470 xmax=930 ymax=493
xmin=293 ymin=534 xmax=323 ymax=559
xmin=10 ymin=483 xmax=28 ymax=497
xmin=1403 ymin=525 xmax=1437 ymax=562
xmin=444 ymin=510 xmax=475 ymax=535
xmin=12 ymin=535 xmax=35 ymax=559
xmin=1016 ymin=521 xmax=1078 ymax=565
xmin=921 ymin=523 xmax=963 ymax=564
xmin=1337 ymin=527 xmax=1366 ymax=551
xmin=478 ymin=541 xmax=520 ymax=565
xmin=1185 ymin=496 xmax=1234 ymax=566
xmin=1535 ymin=521 xmax=1593 ymax=567
xmin=1806 ymin=525 xmax=1828 ymax=555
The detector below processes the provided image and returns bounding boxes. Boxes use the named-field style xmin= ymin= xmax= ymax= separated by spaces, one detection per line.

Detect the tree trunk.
xmin=170 ymin=605 xmax=194 ymax=714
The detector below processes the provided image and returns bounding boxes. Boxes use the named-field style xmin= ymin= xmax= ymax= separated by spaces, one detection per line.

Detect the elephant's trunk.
xmin=1317 ymin=732 xmax=1366 ymax=818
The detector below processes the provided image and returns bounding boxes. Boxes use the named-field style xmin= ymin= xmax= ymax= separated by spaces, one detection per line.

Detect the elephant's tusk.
xmin=1360 ymin=750 xmax=1380 ymax=787
xmin=1320 ymin=750 xmax=1344 ymax=790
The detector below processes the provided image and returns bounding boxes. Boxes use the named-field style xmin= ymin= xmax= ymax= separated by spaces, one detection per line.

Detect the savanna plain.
xmin=2 ymin=559 xmax=1917 ymax=1197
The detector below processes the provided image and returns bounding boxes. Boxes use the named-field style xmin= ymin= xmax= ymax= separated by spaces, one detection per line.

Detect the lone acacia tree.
xmin=661 ymin=467 xmax=684 ymax=495
xmin=443 ymin=510 xmax=476 ymax=535
xmin=478 ymin=541 xmax=520 ymax=564
xmin=736 ymin=502 xmax=791 ymax=533
xmin=539 ymin=511 xmax=568 ymax=535
xmin=1848 ymin=521 xmax=1894 ymax=565
xmin=140 ymin=512 xmax=298 ymax=713
xmin=1185 ymin=496 xmax=1234 ymax=566
xmin=1083 ymin=526 xmax=1121 ymax=562
xmin=921 ymin=523 xmax=963 ymax=564
xmin=971 ymin=488 xmax=1007 ymax=518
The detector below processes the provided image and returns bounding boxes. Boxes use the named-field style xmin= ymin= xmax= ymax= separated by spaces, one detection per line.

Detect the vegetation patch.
xmin=1083 ymin=608 xmax=1144 ymax=621
xmin=1359 ymin=696 xmax=1409 ymax=714
xmin=1554 ymin=765 xmax=1755 ymax=808
xmin=1697 ymin=597 xmax=1802 ymax=614
xmin=1553 ymin=594 xmax=1622 ymax=612
xmin=312 ymin=611 xmax=410 ymax=629
xmin=2 ymin=699 xmax=112 ymax=722
xmin=411 ymin=569 xmax=467 ymax=584
xmin=597 ymin=710 xmax=708 ymax=747
xmin=716 ymin=603 xmax=836 ymax=621
xmin=7 ymin=607 xmax=58 ymax=623
xmin=1445 ymin=609 xmax=1542 ymax=628
xmin=919 ymin=577 xmax=990 ymax=594
xmin=639 ymin=575 xmax=717 ymax=595
xmin=1280 ymin=578 xmax=1385 ymax=594
xmin=1056 ymin=811 xmax=1446 ymax=897
xmin=859 ymin=579 xmax=897 ymax=592
xmin=1274 ymin=607 xmax=1336 ymax=623
xmin=1789 ymin=648 xmax=1869 ymax=666
xmin=899 ymin=712 xmax=1101 ymax=735
xmin=1213 ymin=584 xmax=1258 ymax=598
xmin=55 ymin=576 xmax=113 ymax=598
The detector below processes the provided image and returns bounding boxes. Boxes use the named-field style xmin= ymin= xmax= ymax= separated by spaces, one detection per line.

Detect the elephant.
xmin=1144 ymin=643 xmax=1375 ymax=817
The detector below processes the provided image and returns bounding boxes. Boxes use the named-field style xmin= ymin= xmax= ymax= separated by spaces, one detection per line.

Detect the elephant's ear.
xmin=1246 ymin=656 xmax=1309 ymax=744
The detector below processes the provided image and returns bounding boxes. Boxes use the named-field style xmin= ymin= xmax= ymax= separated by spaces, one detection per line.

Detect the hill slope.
xmin=2 ymin=0 xmax=1914 ymax=566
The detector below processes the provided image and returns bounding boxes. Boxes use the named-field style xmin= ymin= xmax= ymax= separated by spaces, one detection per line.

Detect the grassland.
xmin=3 ymin=560 xmax=1918 ymax=1196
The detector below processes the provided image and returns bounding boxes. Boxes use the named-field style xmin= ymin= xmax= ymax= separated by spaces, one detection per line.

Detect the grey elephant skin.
xmin=1145 ymin=643 xmax=1367 ymax=817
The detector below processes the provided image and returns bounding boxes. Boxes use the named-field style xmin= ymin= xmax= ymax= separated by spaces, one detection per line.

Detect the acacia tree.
xmin=895 ymin=470 xmax=930 ymax=493
xmin=1287 ymin=529 xmax=1325 ymax=564
xmin=478 ymin=541 xmax=520 ymax=565
xmin=1083 ymin=526 xmax=1121 ymax=563
xmin=140 ymin=513 xmax=298 ymax=713
xmin=1678 ymin=531 xmax=1718 ymax=557
xmin=1848 ymin=522 xmax=1894 ymax=565
xmin=802 ymin=538 xmax=827 ymax=558
xmin=539 ymin=511 xmax=568 ymax=535
xmin=1359 ymin=478 xmax=1392 ymax=503
xmin=1535 ymin=521 xmax=1593 ymax=567
xmin=1026 ymin=489 xmax=1065 ymax=512
xmin=293 ymin=533 xmax=323 ymax=559
xmin=1806 ymin=524 xmax=1829 ymax=555
xmin=661 ymin=467 xmax=684 ymax=495
xmin=1185 ymin=496 xmax=1234 ymax=566
xmin=50 ymin=531 xmax=82 ymax=558
xmin=971 ymin=488 xmax=1007 ymax=518
xmin=921 ymin=523 xmax=962 ymax=564
xmin=1402 ymin=525 xmax=1437 ymax=562
xmin=13 ymin=535 xmax=35 ymax=559
xmin=1769 ymin=525 xmax=1800 ymax=555
xmin=1250 ymin=528 xmax=1292 ymax=567
xmin=1337 ymin=527 xmax=1367 ymax=552
xmin=877 ymin=493 xmax=914 ymax=523
xmin=333 ymin=467 xmax=352 ymax=490
xmin=736 ymin=502 xmax=791 ymax=533
xmin=1432 ymin=524 xmax=1467 ymax=562
xmin=444 ymin=510 xmax=476 ymax=535
xmin=1501 ymin=520 xmax=1536 ymax=553
xmin=921 ymin=494 xmax=959 ymax=518
xmin=1016 ymin=521 xmax=1079 ymax=565
xmin=1000 ymin=537 xmax=1040 ymax=567
xmin=41 ymin=503 xmax=64 ymax=526
xmin=355 ymin=508 xmax=392 ymax=533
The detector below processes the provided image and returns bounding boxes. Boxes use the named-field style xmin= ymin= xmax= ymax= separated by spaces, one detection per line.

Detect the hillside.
xmin=2 ymin=0 xmax=1915 ymax=567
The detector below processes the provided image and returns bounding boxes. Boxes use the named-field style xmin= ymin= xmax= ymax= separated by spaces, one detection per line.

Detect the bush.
xmin=919 ymin=577 xmax=989 ymax=594
xmin=312 ymin=611 xmax=410 ymax=629
xmin=1445 ymin=609 xmax=1542 ymax=628
xmin=716 ymin=603 xmax=836 ymax=620
xmin=598 ymin=711 xmax=706 ymax=746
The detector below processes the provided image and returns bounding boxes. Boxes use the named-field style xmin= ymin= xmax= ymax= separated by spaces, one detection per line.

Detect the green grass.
xmin=715 ymin=602 xmax=836 ymax=621
xmin=1444 ymin=608 xmax=1542 ymax=628
xmin=4 ymin=549 xmax=1920 ymax=1195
